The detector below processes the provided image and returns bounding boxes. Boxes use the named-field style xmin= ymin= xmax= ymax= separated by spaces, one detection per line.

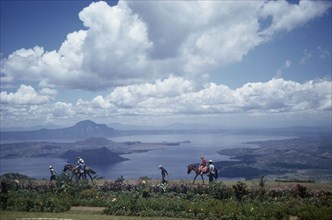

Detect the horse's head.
xmin=187 ymin=165 xmax=193 ymax=174
xmin=63 ymin=164 xmax=73 ymax=172
xmin=63 ymin=164 xmax=69 ymax=172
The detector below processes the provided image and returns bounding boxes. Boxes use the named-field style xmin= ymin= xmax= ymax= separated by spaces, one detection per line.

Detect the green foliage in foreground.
xmin=0 ymin=210 xmax=187 ymax=220
xmin=105 ymin=196 xmax=332 ymax=220
xmin=5 ymin=191 xmax=72 ymax=212
xmin=1 ymin=175 xmax=332 ymax=219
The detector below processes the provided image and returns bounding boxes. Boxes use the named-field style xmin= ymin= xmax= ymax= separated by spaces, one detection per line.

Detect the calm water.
xmin=0 ymin=133 xmax=292 ymax=180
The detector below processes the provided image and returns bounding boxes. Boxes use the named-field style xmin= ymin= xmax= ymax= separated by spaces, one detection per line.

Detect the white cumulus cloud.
xmin=1 ymin=0 xmax=330 ymax=90
xmin=1 ymin=77 xmax=331 ymax=128
xmin=260 ymin=0 xmax=330 ymax=37
xmin=0 ymin=84 xmax=57 ymax=105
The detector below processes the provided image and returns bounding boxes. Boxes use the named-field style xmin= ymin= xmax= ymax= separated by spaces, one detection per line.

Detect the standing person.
xmin=208 ymin=160 xmax=215 ymax=184
xmin=49 ymin=166 xmax=57 ymax=181
xmin=158 ymin=165 xmax=169 ymax=184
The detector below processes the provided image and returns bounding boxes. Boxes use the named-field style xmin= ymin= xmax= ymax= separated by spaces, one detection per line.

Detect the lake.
xmin=0 ymin=133 xmax=292 ymax=180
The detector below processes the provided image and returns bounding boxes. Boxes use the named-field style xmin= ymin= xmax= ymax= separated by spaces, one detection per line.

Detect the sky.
xmin=0 ymin=0 xmax=331 ymax=130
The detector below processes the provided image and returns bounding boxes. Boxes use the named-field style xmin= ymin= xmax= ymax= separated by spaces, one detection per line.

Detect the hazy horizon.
xmin=1 ymin=119 xmax=331 ymax=132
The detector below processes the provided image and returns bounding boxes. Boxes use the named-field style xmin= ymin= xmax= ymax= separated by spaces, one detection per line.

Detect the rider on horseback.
xmin=77 ymin=156 xmax=85 ymax=165
xmin=76 ymin=157 xmax=86 ymax=180
xmin=199 ymin=156 xmax=207 ymax=175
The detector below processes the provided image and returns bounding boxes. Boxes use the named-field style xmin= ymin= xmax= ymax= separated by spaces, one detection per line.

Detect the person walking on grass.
xmin=159 ymin=165 xmax=169 ymax=184
xmin=49 ymin=165 xmax=57 ymax=181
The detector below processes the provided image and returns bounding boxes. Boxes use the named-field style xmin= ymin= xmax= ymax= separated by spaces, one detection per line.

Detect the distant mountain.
xmin=61 ymin=147 xmax=128 ymax=165
xmin=0 ymin=120 xmax=120 ymax=140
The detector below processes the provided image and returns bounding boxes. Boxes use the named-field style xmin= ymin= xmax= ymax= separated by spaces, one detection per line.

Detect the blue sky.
xmin=1 ymin=0 xmax=331 ymax=129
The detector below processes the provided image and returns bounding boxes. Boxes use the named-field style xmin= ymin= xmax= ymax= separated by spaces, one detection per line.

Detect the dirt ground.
xmin=70 ymin=206 xmax=105 ymax=212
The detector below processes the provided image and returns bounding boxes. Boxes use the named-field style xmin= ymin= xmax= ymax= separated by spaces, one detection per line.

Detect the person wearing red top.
xmin=199 ymin=156 xmax=207 ymax=174
xmin=201 ymin=156 xmax=207 ymax=166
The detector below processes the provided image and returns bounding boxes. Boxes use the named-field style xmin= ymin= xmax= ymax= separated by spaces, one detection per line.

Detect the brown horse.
xmin=63 ymin=164 xmax=96 ymax=182
xmin=187 ymin=164 xmax=209 ymax=184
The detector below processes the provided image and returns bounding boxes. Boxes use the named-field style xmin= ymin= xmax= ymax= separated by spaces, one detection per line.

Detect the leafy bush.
xmin=6 ymin=191 xmax=72 ymax=212
xmin=79 ymin=188 xmax=98 ymax=199
xmin=209 ymin=182 xmax=232 ymax=200
xmin=292 ymin=184 xmax=308 ymax=198
xmin=233 ymin=181 xmax=249 ymax=201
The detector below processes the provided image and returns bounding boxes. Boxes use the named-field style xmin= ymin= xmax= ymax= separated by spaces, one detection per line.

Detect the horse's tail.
xmin=63 ymin=164 xmax=69 ymax=172
xmin=88 ymin=168 xmax=96 ymax=174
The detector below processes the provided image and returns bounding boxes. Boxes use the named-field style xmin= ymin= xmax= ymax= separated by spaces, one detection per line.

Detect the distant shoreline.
xmin=0 ymin=137 xmax=190 ymax=159
xmin=216 ymin=136 xmax=332 ymax=182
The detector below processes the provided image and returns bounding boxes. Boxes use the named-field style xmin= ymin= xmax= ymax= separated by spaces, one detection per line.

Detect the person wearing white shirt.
xmin=208 ymin=160 xmax=215 ymax=183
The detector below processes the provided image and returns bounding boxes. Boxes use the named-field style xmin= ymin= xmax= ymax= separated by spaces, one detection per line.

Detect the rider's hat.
xmin=209 ymin=160 xmax=213 ymax=163
xmin=158 ymin=165 xmax=162 ymax=168
xmin=49 ymin=165 xmax=53 ymax=169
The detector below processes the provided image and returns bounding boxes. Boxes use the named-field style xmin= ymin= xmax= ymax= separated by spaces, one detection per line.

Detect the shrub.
xmin=233 ymin=181 xmax=249 ymax=201
xmin=209 ymin=182 xmax=232 ymax=200
xmin=79 ymin=188 xmax=98 ymax=199
xmin=292 ymin=184 xmax=308 ymax=198
xmin=6 ymin=191 xmax=72 ymax=212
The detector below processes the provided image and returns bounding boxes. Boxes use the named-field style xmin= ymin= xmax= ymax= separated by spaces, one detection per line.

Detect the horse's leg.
xmin=193 ymin=174 xmax=199 ymax=184
xmin=71 ymin=171 xmax=78 ymax=182
xmin=83 ymin=170 xmax=87 ymax=180
xmin=201 ymin=174 xmax=205 ymax=184
xmin=87 ymin=172 xmax=93 ymax=183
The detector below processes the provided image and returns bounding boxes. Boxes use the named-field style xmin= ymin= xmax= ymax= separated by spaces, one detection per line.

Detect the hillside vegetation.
xmin=1 ymin=175 xmax=332 ymax=220
xmin=217 ymin=136 xmax=332 ymax=181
